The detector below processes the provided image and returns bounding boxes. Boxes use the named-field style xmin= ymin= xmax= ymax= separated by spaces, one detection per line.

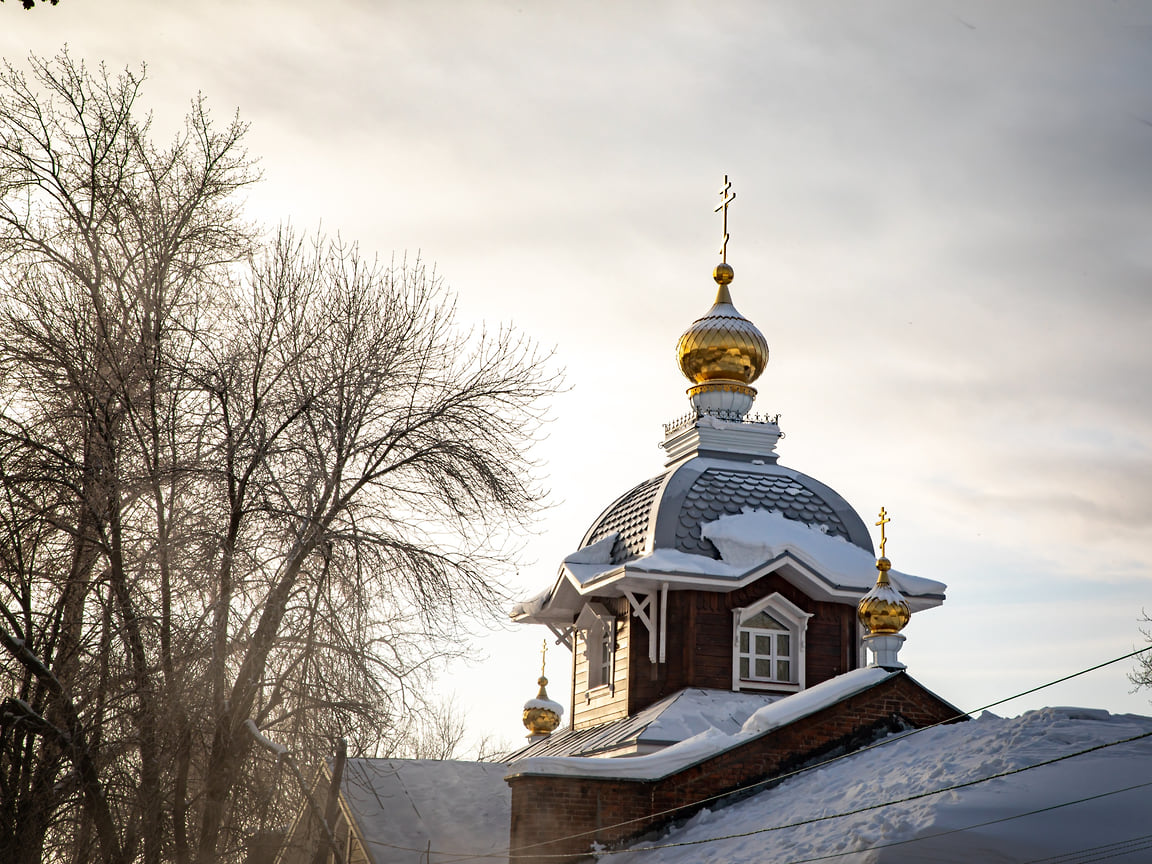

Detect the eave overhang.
xmin=512 ymin=550 xmax=944 ymax=626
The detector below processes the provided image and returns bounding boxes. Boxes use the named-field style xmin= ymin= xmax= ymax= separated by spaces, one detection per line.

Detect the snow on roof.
xmin=508 ymin=586 xmax=550 ymax=619
xmin=523 ymin=696 xmax=564 ymax=714
xmin=509 ymin=687 xmax=784 ymax=761
xmin=339 ymin=759 xmax=509 ymax=864
xmin=645 ymin=688 xmax=784 ymax=743
xmin=506 ymin=667 xmax=897 ymax=781
xmin=552 ymin=509 xmax=945 ymax=597
xmin=702 ymin=509 xmax=946 ymax=596
xmin=609 ymin=706 xmax=1152 ymax=863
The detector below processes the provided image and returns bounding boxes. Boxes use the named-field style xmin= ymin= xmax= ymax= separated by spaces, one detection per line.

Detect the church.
xmin=273 ymin=181 xmax=975 ymax=864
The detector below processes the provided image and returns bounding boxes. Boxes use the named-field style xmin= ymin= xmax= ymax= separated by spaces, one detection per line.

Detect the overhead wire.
xmin=687 ymin=782 xmax=1152 ymax=864
xmin=506 ymin=643 xmax=1152 ymax=854
xmin=332 ymin=644 xmax=1152 ymax=863
xmin=503 ymin=728 xmax=1152 ymax=859
xmin=393 ymin=734 xmax=1152 ymax=863
xmin=1022 ymin=831 xmax=1152 ymax=864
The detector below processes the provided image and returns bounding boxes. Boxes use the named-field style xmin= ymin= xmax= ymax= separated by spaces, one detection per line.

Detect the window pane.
xmin=739 ymin=657 xmax=749 ymax=678
xmin=740 ymin=631 xmax=749 ymax=652
xmin=755 ymin=658 xmax=772 ymax=678
xmin=777 ymin=659 xmax=790 ymax=681
xmin=778 ymin=634 xmax=790 ymax=655
xmin=755 ymin=634 xmax=772 ymax=655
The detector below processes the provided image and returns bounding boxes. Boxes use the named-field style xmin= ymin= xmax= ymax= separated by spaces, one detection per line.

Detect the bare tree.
xmin=1131 ymin=611 xmax=1152 ymax=699
xmin=0 ymin=53 xmax=556 ymax=864
xmin=1 ymin=1 xmax=61 ymax=9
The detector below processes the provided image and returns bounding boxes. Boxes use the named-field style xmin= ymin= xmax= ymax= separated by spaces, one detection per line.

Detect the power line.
xmin=1023 ymin=831 xmax=1152 ymax=864
xmin=737 ymin=782 xmax=1152 ymax=864
xmin=508 ymin=644 xmax=1152 ymax=854
xmin=336 ymin=645 xmax=1152 ymax=863
xmin=513 ymin=728 xmax=1152 ymax=859
xmin=365 ymin=723 xmax=1152 ymax=863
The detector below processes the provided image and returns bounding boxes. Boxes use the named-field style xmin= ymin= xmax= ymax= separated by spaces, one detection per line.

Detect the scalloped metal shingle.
xmin=676 ymin=469 xmax=848 ymax=559
xmin=581 ymin=467 xmax=851 ymax=566
xmin=584 ymin=474 xmax=666 ymax=564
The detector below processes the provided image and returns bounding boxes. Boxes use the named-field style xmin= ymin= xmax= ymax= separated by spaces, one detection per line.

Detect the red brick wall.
xmin=506 ymin=672 xmax=963 ymax=864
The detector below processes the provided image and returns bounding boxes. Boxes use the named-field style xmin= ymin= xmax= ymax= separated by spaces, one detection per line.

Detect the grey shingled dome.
xmin=581 ymin=459 xmax=873 ymax=565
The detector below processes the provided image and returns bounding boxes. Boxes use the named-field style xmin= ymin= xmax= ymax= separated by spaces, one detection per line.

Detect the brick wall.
xmin=506 ymin=672 xmax=963 ymax=864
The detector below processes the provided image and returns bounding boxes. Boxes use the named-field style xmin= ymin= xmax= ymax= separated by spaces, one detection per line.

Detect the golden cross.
xmin=875 ymin=507 xmax=890 ymax=557
xmin=540 ymin=639 xmax=548 ymax=677
xmin=715 ymin=174 xmax=736 ymax=262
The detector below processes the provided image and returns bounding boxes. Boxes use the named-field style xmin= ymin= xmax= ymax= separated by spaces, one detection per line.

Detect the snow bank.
xmin=610 ymin=706 xmax=1152 ymax=864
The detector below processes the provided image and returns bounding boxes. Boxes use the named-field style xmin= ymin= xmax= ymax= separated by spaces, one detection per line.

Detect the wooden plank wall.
xmin=570 ymin=596 xmax=631 ymax=731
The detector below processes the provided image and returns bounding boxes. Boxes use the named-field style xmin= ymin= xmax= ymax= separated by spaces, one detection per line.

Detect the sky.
xmin=3 ymin=1 xmax=1152 ymax=753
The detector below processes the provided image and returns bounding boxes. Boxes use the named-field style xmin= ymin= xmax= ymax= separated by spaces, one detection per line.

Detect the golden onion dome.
xmin=857 ymin=557 xmax=912 ymax=635
xmin=522 ymin=675 xmax=562 ymax=737
xmin=677 ymin=264 xmax=769 ymax=386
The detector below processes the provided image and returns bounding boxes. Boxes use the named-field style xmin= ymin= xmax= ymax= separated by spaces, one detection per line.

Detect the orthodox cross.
xmin=715 ymin=174 xmax=736 ymax=262
xmin=540 ymin=639 xmax=548 ymax=677
xmin=875 ymin=507 xmax=890 ymax=557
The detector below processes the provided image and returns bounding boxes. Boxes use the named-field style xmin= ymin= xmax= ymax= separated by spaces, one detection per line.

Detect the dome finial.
xmin=523 ymin=639 xmax=563 ymax=739
xmin=857 ymin=507 xmax=912 ymax=669
xmin=675 ymin=176 xmax=768 ymax=419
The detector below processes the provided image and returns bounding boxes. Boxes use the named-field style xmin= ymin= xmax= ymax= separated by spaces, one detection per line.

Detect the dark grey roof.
xmin=584 ymin=475 xmax=665 ymax=563
xmin=580 ymin=459 xmax=874 ymax=564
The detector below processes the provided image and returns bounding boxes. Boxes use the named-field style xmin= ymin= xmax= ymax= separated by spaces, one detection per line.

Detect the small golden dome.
xmin=857 ymin=559 xmax=911 ymax=635
xmin=677 ymin=265 xmax=769 ymax=386
xmin=522 ymin=675 xmax=562 ymax=736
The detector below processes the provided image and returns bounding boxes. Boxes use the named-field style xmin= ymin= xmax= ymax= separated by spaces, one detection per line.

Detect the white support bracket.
xmin=546 ymin=624 xmax=574 ymax=652
xmin=624 ymin=589 xmax=658 ymax=664
xmin=659 ymin=582 xmax=669 ymax=664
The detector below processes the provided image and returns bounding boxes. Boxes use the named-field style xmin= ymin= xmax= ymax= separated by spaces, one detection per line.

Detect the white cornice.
xmin=661 ymin=416 xmax=782 ymax=467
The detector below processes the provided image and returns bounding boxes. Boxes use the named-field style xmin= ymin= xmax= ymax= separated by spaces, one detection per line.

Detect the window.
xmin=575 ymin=603 xmax=615 ymax=693
xmin=732 ymin=593 xmax=811 ymax=692
xmin=738 ymin=611 xmax=792 ymax=683
xmin=593 ymin=619 xmax=615 ymax=689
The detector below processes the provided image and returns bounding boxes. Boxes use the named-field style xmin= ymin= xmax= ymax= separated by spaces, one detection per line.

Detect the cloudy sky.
xmin=5 ymin=1 xmax=1152 ymax=750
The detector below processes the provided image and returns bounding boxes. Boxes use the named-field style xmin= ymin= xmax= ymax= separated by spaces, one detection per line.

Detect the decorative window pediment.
xmin=575 ymin=602 xmax=616 ymax=692
xmin=732 ymin=592 xmax=812 ymax=692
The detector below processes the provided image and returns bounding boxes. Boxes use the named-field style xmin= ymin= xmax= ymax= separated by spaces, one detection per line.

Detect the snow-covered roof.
xmin=582 ymin=457 xmax=874 ymax=565
xmin=513 ymin=508 xmax=946 ymax=624
xmin=509 ymin=687 xmax=785 ymax=760
xmin=608 ymin=706 xmax=1152 ymax=863
xmin=506 ymin=667 xmax=899 ymax=781
xmin=338 ymin=759 xmax=508 ymax=864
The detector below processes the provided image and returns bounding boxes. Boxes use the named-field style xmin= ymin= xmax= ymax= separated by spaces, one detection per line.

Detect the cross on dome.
xmin=715 ymin=174 xmax=736 ymax=264
xmin=875 ymin=507 xmax=890 ymax=558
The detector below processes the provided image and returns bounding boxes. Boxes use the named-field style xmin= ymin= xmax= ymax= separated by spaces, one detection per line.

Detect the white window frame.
xmin=731 ymin=592 xmax=812 ymax=693
xmin=575 ymin=602 xmax=616 ymax=695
